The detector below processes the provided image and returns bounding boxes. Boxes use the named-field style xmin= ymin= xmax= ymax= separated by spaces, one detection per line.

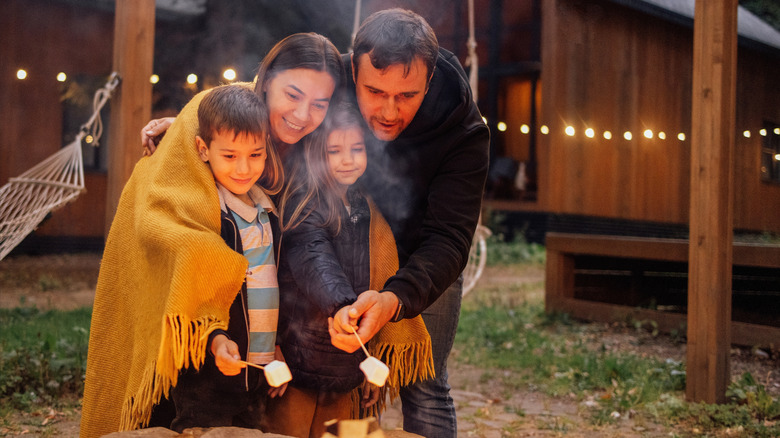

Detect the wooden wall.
xmin=539 ymin=0 xmax=780 ymax=233
xmin=0 ymin=0 xmax=113 ymax=240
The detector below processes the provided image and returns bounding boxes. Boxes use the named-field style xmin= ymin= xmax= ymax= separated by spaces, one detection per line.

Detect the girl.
xmin=267 ymin=102 xmax=433 ymax=438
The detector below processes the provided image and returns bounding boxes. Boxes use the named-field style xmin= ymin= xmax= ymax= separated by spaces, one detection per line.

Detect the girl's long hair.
xmin=278 ymin=101 xmax=366 ymax=234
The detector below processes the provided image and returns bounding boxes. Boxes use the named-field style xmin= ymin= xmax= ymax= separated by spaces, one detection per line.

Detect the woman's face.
xmin=264 ymin=68 xmax=336 ymax=146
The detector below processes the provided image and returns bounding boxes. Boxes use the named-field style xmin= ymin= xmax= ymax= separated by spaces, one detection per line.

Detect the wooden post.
xmin=105 ymin=0 xmax=155 ymax=235
xmin=686 ymin=0 xmax=738 ymax=403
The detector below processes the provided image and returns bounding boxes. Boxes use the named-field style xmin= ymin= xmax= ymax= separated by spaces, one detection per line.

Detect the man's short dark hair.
xmin=352 ymin=8 xmax=439 ymax=81
xmin=198 ymin=85 xmax=268 ymax=146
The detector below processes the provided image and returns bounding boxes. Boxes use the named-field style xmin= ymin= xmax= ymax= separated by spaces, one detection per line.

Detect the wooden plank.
xmin=105 ymin=1 xmax=155 ymax=235
xmin=545 ymin=232 xmax=780 ymax=268
xmin=687 ymin=0 xmax=738 ymax=404
xmin=544 ymin=248 xmax=574 ymax=312
xmin=552 ymin=298 xmax=780 ymax=349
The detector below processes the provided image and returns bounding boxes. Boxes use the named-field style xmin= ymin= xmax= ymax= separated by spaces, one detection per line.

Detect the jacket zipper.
xmin=227 ymin=213 xmax=251 ymax=391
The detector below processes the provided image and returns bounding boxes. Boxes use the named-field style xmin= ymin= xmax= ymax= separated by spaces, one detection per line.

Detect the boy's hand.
xmin=268 ymin=345 xmax=288 ymax=398
xmin=210 ymin=334 xmax=244 ymax=376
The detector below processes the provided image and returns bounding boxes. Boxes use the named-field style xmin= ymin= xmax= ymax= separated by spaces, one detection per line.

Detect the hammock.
xmin=0 ymin=73 xmax=120 ymax=261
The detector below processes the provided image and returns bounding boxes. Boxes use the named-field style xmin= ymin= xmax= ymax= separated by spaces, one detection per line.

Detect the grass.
xmin=0 ymin=307 xmax=90 ymax=413
xmin=454 ymin=237 xmax=780 ymax=436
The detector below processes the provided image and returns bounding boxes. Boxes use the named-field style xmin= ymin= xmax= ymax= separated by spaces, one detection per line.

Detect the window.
xmin=760 ymin=121 xmax=780 ymax=184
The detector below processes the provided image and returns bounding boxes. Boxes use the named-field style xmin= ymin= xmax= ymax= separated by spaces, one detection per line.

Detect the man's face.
xmin=352 ymin=54 xmax=429 ymax=141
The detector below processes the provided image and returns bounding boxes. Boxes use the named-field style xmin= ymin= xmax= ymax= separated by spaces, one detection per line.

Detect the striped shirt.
xmin=218 ymin=184 xmax=278 ymax=365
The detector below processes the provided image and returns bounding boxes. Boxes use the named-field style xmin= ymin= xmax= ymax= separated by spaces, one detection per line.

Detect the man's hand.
xmin=141 ymin=117 xmax=175 ymax=156
xmin=210 ymin=334 xmax=244 ymax=376
xmin=328 ymin=290 xmax=399 ymax=352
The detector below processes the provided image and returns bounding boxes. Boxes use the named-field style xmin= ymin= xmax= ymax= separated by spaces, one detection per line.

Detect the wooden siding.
xmin=0 ymin=0 xmax=113 ymax=241
xmin=539 ymin=0 xmax=780 ymax=233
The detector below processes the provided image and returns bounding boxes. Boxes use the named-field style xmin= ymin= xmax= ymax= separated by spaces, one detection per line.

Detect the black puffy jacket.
xmin=276 ymin=186 xmax=371 ymax=392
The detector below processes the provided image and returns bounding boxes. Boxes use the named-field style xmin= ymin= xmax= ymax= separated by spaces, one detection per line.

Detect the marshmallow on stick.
xmin=350 ymin=326 xmax=390 ymax=387
xmin=240 ymin=359 xmax=292 ymax=387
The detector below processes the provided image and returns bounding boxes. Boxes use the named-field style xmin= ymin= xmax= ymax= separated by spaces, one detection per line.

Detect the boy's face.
xmin=352 ymin=54 xmax=429 ymax=141
xmin=196 ymin=130 xmax=267 ymax=202
xmin=327 ymin=127 xmax=367 ymax=190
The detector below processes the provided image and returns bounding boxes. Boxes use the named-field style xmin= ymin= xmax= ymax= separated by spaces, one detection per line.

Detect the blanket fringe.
xmin=119 ymin=314 xmax=227 ymax=431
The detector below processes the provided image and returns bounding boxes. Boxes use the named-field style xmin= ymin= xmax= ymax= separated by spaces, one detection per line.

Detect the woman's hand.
xmin=141 ymin=117 xmax=175 ymax=156
xmin=210 ymin=334 xmax=244 ymax=376
xmin=268 ymin=345 xmax=289 ymax=398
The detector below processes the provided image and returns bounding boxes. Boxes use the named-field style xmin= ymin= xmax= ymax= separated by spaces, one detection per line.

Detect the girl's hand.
xmin=210 ymin=334 xmax=244 ymax=376
xmin=268 ymin=345 xmax=289 ymax=398
xmin=361 ymin=380 xmax=380 ymax=409
xmin=141 ymin=117 xmax=175 ymax=156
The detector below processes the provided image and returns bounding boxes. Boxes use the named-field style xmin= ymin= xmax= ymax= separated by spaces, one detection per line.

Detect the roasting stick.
xmin=349 ymin=325 xmax=372 ymax=358
xmin=240 ymin=360 xmax=265 ymax=370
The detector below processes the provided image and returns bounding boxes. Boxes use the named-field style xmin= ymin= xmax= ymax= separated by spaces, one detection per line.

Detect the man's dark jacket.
xmin=343 ymin=48 xmax=490 ymax=317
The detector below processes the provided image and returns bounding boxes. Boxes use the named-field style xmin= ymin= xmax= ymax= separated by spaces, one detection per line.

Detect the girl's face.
xmin=264 ymin=68 xmax=336 ymax=146
xmin=326 ymin=126 xmax=367 ymax=194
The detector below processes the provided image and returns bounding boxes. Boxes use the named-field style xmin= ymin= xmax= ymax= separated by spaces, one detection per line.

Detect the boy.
xmin=81 ymin=85 xmax=284 ymax=437
xmin=171 ymin=84 xmax=286 ymax=431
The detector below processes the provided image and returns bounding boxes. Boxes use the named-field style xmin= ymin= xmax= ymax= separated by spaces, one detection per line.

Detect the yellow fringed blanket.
xmin=80 ymin=88 xmax=248 ymax=437
xmin=365 ymin=199 xmax=435 ymax=413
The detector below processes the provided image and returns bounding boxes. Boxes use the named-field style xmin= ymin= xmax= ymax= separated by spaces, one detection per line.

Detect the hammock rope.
xmin=462 ymin=0 xmax=491 ymax=295
xmin=0 ymin=72 xmax=120 ymax=261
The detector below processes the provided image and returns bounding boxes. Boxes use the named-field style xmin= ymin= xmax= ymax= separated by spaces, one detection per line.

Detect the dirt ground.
xmin=1 ymin=252 xmax=778 ymax=437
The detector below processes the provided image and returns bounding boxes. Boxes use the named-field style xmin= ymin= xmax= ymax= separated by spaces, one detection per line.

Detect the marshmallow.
xmin=263 ymin=360 xmax=292 ymax=387
xmin=359 ymin=356 xmax=389 ymax=387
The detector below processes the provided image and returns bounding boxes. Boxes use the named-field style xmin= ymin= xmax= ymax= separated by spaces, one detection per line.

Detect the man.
xmin=329 ymin=9 xmax=490 ymax=437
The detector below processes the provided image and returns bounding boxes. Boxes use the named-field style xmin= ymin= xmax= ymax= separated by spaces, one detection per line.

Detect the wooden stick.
xmin=349 ymin=326 xmax=372 ymax=358
xmin=240 ymin=360 xmax=265 ymax=370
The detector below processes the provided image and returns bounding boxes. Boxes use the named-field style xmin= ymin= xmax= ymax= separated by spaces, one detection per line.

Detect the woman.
xmin=142 ymin=32 xmax=344 ymax=159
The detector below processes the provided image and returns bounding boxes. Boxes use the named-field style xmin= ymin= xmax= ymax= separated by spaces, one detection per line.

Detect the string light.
xmin=56 ymin=72 xmax=67 ymax=82
xmin=658 ymin=132 xmax=666 ymax=140
xmin=603 ymin=131 xmax=612 ymax=140
xmin=759 ymin=129 xmax=767 ymax=136
xmin=743 ymin=130 xmax=751 ymax=138
xmin=520 ymin=124 xmax=530 ymax=134
xmin=150 ymin=74 xmax=159 ymax=84
xmin=540 ymin=125 xmax=549 ymax=135
xmin=585 ymin=128 xmax=595 ymax=138
xmin=223 ymin=68 xmax=237 ymax=81
xmin=565 ymin=126 xmax=575 ymax=136
xmin=677 ymin=133 xmax=686 ymax=141
xmin=16 ymin=69 xmax=27 ymax=80
xmin=497 ymin=122 xmax=507 ymax=132
xmin=623 ymin=131 xmax=633 ymax=141
xmin=187 ymin=74 xmax=198 ymax=85
xmin=643 ymin=129 xmax=653 ymax=139
xmin=775 ymin=128 xmax=780 ymax=135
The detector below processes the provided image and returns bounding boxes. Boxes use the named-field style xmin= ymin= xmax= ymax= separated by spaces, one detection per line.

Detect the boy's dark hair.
xmin=198 ymin=85 xmax=267 ymax=146
xmin=352 ymin=8 xmax=439 ymax=81
xmin=198 ymin=85 xmax=284 ymax=195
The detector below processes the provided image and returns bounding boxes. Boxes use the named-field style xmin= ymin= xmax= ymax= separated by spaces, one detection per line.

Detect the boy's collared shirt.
xmin=217 ymin=183 xmax=278 ymax=365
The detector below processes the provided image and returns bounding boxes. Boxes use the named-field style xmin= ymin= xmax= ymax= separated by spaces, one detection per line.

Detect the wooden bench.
xmin=545 ymin=232 xmax=780 ymax=347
